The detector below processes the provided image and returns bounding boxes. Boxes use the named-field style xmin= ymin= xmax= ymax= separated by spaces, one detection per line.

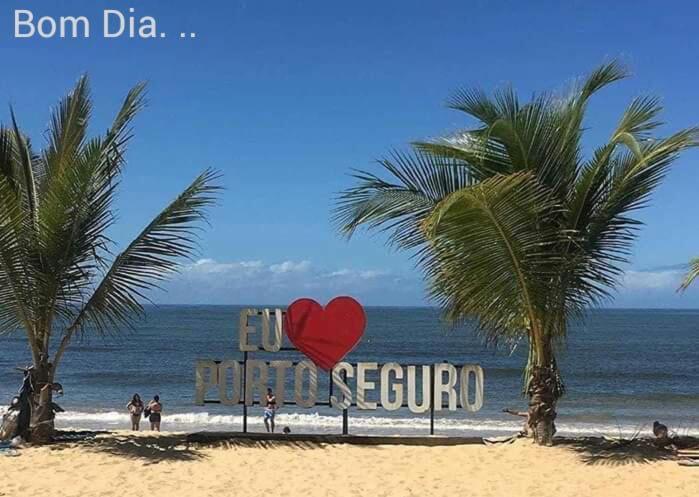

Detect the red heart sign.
xmin=285 ymin=296 xmax=366 ymax=371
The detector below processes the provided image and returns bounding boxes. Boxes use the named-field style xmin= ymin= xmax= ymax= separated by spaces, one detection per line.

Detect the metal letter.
xmin=239 ymin=308 xmax=259 ymax=352
xmin=244 ymin=360 xmax=268 ymax=406
xmin=194 ymin=360 xmax=218 ymax=405
xmin=269 ymin=360 xmax=292 ymax=406
xmin=331 ymin=362 xmax=353 ymax=409
xmin=380 ymin=363 xmax=403 ymax=411
xmin=459 ymin=365 xmax=484 ymax=412
xmin=356 ymin=362 xmax=378 ymax=410
xmin=218 ymin=360 xmax=242 ymax=405
xmin=294 ymin=360 xmax=318 ymax=408
xmin=407 ymin=365 xmax=431 ymax=414
xmin=434 ymin=363 xmax=458 ymax=411
xmin=261 ymin=308 xmax=283 ymax=352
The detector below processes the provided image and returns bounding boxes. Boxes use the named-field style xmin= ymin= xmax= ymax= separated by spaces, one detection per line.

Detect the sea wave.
xmin=2 ymin=405 xmax=696 ymax=437
xmin=48 ymin=410 xmax=699 ymax=437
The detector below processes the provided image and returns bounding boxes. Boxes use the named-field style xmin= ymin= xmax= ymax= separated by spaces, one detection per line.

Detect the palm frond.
xmin=334 ymin=150 xmax=470 ymax=249
xmin=42 ymin=75 xmax=92 ymax=181
xmin=422 ymin=173 xmax=565 ymax=347
xmin=0 ymin=175 xmax=35 ymax=339
xmin=0 ymin=76 xmax=219 ymax=377
xmin=10 ymin=110 xmax=39 ymax=229
xmin=446 ymin=87 xmax=501 ymax=125
xmin=0 ymin=127 xmax=20 ymax=190
xmin=679 ymin=258 xmax=699 ymax=292
xmin=565 ymin=128 xmax=698 ymax=308
xmin=36 ymin=82 xmax=147 ymax=325
xmin=62 ymin=168 xmax=221 ymax=342
xmin=576 ymin=60 xmax=629 ymax=102
xmin=614 ymin=96 xmax=663 ymax=141
xmin=335 ymin=60 xmax=696 ymax=405
xmin=414 ymin=131 xmax=513 ymax=181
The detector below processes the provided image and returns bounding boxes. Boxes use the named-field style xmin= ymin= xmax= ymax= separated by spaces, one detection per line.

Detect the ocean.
xmin=1 ymin=306 xmax=698 ymax=438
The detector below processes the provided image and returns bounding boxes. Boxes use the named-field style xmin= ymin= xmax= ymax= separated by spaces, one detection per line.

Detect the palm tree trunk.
xmin=527 ymin=365 xmax=557 ymax=446
xmin=525 ymin=328 xmax=561 ymax=446
xmin=29 ymin=359 xmax=55 ymax=443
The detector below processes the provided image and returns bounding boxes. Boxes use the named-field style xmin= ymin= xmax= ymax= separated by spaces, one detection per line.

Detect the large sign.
xmin=194 ymin=299 xmax=484 ymax=431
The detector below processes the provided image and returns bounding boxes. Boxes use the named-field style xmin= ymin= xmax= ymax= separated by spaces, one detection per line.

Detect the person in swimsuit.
xmin=263 ymin=388 xmax=277 ymax=433
xmin=148 ymin=395 xmax=162 ymax=432
xmin=503 ymin=407 xmax=531 ymax=437
xmin=126 ymin=394 xmax=144 ymax=431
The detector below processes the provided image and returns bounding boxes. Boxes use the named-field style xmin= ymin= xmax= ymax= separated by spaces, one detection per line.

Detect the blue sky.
xmin=2 ymin=0 xmax=699 ymax=307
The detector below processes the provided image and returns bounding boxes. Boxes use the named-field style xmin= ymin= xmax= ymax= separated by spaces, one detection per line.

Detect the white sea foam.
xmin=1 ymin=406 xmax=694 ymax=437
xmin=49 ymin=410 xmax=699 ymax=437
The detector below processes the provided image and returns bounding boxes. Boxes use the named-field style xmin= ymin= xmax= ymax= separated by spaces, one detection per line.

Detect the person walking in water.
xmin=126 ymin=394 xmax=144 ymax=431
xmin=147 ymin=395 xmax=162 ymax=432
xmin=263 ymin=388 xmax=277 ymax=433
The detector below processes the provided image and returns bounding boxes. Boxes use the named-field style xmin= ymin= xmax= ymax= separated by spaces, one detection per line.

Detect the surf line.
xmin=194 ymin=308 xmax=484 ymax=413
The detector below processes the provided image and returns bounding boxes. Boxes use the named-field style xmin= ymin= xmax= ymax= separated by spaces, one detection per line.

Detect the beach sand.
xmin=1 ymin=432 xmax=698 ymax=497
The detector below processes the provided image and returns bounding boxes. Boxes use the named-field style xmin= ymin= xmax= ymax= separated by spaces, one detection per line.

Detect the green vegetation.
xmin=680 ymin=259 xmax=699 ymax=290
xmin=0 ymin=76 xmax=220 ymax=442
xmin=335 ymin=62 xmax=697 ymax=445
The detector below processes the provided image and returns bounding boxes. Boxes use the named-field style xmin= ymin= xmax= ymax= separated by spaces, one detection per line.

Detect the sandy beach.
xmin=1 ymin=432 xmax=698 ymax=497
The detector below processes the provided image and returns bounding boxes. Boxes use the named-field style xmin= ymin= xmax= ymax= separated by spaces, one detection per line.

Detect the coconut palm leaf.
xmin=335 ymin=61 xmax=697 ymax=444
xmin=36 ymin=81 xmax=147 ymax=329
xmin=680 ymin=258 xmax=699 ymax=291
xmin=422 ymin=173 xmax=566 ymax=348
xmin=41 ymin=75 xmax=92 ymax=181
xmin=334 ymin=150 xmax=471 ymax=249
xmin=52 ymin=168 xmax=221 ymax=368
xmin=415 ymin=61 xmax=629 ymax=198
xmin=0 ymin=76 xmax=221 ymax=441
xmin=0 ymin=174 xmax=34 ymax=337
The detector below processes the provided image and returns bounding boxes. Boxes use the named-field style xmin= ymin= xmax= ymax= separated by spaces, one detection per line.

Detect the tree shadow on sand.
xmin=50 ymin=431 xmax=205 ymax=464
xmin=558 ymin=437 xmax=681 ymax=466
xmin=184 ymin=432 xmax=386 ymax=452
xmin=191 ymin=437 xmax=341 ymax=451
xmin=48 ymin=430 xmax=333 ymax=464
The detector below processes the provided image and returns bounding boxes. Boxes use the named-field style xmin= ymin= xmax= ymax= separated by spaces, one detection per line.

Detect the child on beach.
xmin=126 ymin=394 xmax=144 ymax=431
xmin=147 ymin=395 xmax=162 ymax=432
xmin=263 ymin=388 xmax=277 ymax=433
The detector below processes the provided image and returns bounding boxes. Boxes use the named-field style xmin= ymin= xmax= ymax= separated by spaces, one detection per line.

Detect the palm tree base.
xmin=528 ymin=366 xmax=557 ymax=446
xmin=29 ymin=416 xmax=55 ymax=444
xmin=28 ymin=364 xmax=56 ymax=444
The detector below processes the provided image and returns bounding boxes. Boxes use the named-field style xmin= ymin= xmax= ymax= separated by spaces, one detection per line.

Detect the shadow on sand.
xmin=50 ymin=431 xmax=699 ymax=466
xmin=51 ymin=431 xmax=205 ymax=464
xmin=48 ymin=430 xmax=334 ymax=464
xmin=558 ymin=436 xmax=693 ymax=466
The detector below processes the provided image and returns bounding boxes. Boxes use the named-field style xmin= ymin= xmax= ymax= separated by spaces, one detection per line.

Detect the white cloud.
xmin=157 ymin=258 xmax=422 ymax=305
xmin=620 ymin=269 xmax=683 ymax=290
xmin=323 ymin=268 xmax=388 ymax=280
xmin=358 ymin=270 xmax=388 ymax=279
xmin=325 ymin=269 xmax=351 ymax=278
xmin=157 ymin=260 xmax=699 ymax=308
xmin=269 ymin=260 xmax=310 ymax=274
xmin=187 ymin=258 xmax=264 ymax=275
xmin=188 ymin=259 xmax=311 ymax=277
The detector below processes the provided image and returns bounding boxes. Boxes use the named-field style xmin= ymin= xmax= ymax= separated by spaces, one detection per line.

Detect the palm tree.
xmin=680 ymin=260 xmax=699 ymax=290
xmin=0 ymin=76 xmax=221 ymax=442
xmin=334 ymin=61 xmax=697 ymax=445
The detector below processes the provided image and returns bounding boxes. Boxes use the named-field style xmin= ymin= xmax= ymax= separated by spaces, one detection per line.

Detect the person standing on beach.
xmin=263 ymin=388 xmax=277 ymax=433
xmin=147 ymin=395 xmax=162 ymax=432
xmin=126 ymin=394 xmax=144 ymax=431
